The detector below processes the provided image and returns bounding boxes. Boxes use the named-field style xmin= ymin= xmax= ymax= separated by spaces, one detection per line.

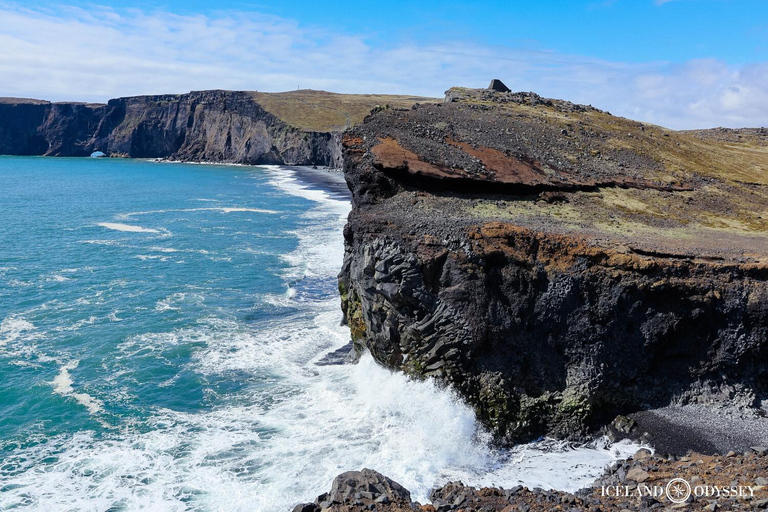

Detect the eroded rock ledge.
xmin=339 ymin=86 xmax=768 ymax=444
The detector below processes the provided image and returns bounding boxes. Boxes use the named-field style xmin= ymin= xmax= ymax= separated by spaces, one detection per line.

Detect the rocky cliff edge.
xmin=0 ymin=90 xmax=433 ymax=166
xmin=339 ymin=85 xmax=768 ymax=444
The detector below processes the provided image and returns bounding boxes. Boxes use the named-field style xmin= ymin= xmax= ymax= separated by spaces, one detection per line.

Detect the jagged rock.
xmin=626 ymin=466 xmax=650 ymax=482
xmin=634 ymin=448 xmax=653 ymax=460
xmin=300 ymin=451 xmax=768 ymax=510
xmin=292 ymin=504 xmax=320 ymax=512
xmin=326 ymin=468 xmax=411 ymax=505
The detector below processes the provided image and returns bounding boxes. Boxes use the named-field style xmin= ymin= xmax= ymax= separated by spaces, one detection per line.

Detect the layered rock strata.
xmin=0 ymin=90 xmax=430 ymax=166
xmin=339 ymin=87 xmax=768 ymax=443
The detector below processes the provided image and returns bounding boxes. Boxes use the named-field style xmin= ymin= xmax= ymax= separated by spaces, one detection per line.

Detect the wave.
xmin=0 ymin=164 xmax=642 ymax=511
xmin=97 ymin=222 xmax=163 ymax=234
xmin=0 ymin=315 xmax=37 ymax=347
xmin=2 ymin=300 xmax=640 ymax=511
xmin=115 ymin=207 xmax=279 ymax=220
xmin=262 ymin=167 xmax=350 ymax=282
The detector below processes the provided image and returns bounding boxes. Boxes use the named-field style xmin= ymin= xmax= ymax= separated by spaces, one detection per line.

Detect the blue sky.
xmin=31 ymin=0 xmax=768 ymax=64
xmin=1 ymin=0 xmax=767 ymax=128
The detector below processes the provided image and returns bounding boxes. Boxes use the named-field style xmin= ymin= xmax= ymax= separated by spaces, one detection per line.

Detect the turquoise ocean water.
xmin=0 ymin=157 xmax=637 ymax=511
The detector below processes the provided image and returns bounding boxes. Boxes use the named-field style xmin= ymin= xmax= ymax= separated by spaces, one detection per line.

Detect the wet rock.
xmin=634 ymin=448 xmax=653 ymax=460
xmin=328 ymin=468 xmax=411 ymax=505
xmin=293 ymin=504 xmax=320 ymax=512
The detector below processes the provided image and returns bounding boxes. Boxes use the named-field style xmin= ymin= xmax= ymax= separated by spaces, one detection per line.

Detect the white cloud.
xmin=0 ymin=2 xmax=765 ymax=129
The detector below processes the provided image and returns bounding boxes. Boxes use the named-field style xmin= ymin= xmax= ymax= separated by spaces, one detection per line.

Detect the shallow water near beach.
xmin=0 ymin=156 xmax=639 ymax=511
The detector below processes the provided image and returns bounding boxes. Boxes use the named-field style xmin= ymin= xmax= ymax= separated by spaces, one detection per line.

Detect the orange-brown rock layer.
xmin=339 ymin=88 xmax=768 ymax=444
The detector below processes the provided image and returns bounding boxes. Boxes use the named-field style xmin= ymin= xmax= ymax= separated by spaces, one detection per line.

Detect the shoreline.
xmin=24 ymin=155 xmax=766 ymax=508
xmin=264 ymin=164 xmax=351 ymax=200
xmin=295 ymin=447 xmax=768 ymax=511
xmin=147 ymin=157 xmax=352 ymax=200
xmin=615 ymin=404 xmax=768 ymax=457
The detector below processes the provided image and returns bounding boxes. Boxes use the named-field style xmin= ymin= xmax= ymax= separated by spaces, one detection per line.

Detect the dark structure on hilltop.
xmin=488 ymin=78 xmax=511 ymax=92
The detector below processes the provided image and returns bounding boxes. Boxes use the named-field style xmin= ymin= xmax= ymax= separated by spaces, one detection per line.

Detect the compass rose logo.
xmin=665 ymin=478 xmax=692 ymax=504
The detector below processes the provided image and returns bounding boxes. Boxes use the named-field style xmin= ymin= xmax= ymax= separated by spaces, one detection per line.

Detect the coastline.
xmin=146 ymin=158 xmax=351 ymax=200
xmin=295 ymin=448 xmax=768 ymax=511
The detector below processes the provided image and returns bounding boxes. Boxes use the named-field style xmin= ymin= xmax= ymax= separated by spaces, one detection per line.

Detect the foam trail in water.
xmin=52 ymin=361 xmax=104 ymax=415
xmin=261 ymin=167 xmax=350 ymax=281
xmin=97 ymin=222 xmax=163 ymax=233
xmin=115 ymin=207 xmax=279 ymax=220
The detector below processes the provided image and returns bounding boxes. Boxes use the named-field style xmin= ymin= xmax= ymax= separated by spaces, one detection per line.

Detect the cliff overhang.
xmin=339 ymin=86 xmax=768 ymax=443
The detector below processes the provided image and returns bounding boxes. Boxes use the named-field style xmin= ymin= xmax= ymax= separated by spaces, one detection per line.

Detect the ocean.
xmin=0 ymin=156 xmax=639 ymax=511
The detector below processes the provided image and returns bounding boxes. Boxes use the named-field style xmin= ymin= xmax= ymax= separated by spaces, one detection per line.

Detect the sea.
xmin=0 ymin=156 xmax=640 ymax=511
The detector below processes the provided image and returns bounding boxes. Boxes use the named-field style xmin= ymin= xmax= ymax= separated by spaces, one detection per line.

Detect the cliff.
xmin=338 ymin=86 xmax=768 ymax=444
xmin=0 ymin=90 xmax=432 ymax=166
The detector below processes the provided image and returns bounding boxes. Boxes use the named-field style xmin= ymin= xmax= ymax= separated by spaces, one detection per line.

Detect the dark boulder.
xmin=292 ymin=504 xmax=320 ymax=512
xmin=327 ymin=468 xmax=411 ymax=505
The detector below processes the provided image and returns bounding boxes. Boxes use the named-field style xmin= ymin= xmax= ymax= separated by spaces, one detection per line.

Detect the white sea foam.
xmin=53 ymin=316 xmax=99 ymax=332
xmin=0 ymin=166 xmax=642 ymax=511
xmin=8 ymin=279 xmax=34 ymax=288
xmin=136 ymin=254 xmax=170 ymax=261
xmin=52 ymin=361 xmax=104 ymax=415
xmin=3 ymin=303 xmax=641 ymax=511
xmin=97 ymin=222 xmax=162 ymax=233
xmin=155 ymin=292 xmax=201 ymax=312
xmin=115 ymin=207 xmax=279 ymax=220
xmin=262 ymin=167 xmax=350 ymax=281
xmin=0 ymin=315 xmax=37 ymax=347
xmin=81 ymin=239 xmax=125 ymax=246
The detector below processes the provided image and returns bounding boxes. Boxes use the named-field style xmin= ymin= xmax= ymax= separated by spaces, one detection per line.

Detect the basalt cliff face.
xmin=339 ymin=87 xmax=768 ymax=444
xmin=0 ymin=90 xmax=431 ymax=166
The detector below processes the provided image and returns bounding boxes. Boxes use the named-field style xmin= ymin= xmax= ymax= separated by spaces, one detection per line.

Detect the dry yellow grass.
xmin=251 ymin=89 xmax=437 ymax=132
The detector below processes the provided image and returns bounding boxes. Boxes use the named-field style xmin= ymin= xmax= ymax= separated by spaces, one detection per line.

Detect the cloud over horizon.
xmin=0 ymin=3 xmax=765 ymax=130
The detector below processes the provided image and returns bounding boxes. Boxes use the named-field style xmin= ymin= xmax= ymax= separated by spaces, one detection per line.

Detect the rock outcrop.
xmin=296 ymin=450 xmax=768 ymax=511
xmin=0 ymin=91 xmax=431 ymax=166
xmin=293 ymin=469 xmax=412 ymax=512
xmin=339 ymin=86 xmax=768 ymax=444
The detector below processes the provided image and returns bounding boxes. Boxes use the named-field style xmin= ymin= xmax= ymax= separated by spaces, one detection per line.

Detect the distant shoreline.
xmin=151 ymin=158 xmax=351 ymax=199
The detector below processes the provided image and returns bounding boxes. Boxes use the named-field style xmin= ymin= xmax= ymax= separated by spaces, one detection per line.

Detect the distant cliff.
xmin=339 ymin=86 xmax=768 ymax=444
xmin=0 ymin=90 xmax=432 ymax=166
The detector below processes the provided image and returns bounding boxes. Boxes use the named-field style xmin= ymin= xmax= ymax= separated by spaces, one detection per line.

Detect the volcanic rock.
xmin=338 ymin=86 xmax=768 ymax=443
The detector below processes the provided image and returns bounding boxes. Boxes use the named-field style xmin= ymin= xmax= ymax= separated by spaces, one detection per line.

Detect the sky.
xmin=0 ymin=0 xmax=766 ymax=129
